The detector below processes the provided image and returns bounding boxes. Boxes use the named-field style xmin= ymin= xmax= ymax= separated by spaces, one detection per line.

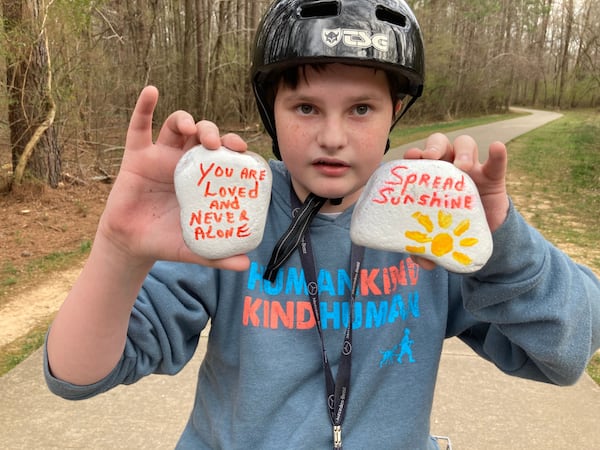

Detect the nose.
xmin=316 ymin=115 xmax=348 ymax=151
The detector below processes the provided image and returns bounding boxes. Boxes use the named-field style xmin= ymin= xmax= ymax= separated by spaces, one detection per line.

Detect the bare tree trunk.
xmin=181 ymin=0 xmax=195 ymax=113
xmin=569 ymin=0 xmax=593 ymax=107
xmin=532 ymin=0 xmax=553 ymax=106
xmin=4 ymin=0 xmax=61 ymax=188
xmin=194 ymin=0 xmax=206 ymax=116
xmin=208 ymin=0 xmax=228 ymax=121
xmin=557 ymin=0 xmax=574 ymax=108
xmin=125 ymin=0 xmax=160 ymax=103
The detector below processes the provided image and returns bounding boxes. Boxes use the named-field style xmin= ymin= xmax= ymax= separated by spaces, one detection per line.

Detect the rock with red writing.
xmin=174 ymin=145 xmax=272 ymax=259
xmin=350 ymin=159 xmax=492 ymax=273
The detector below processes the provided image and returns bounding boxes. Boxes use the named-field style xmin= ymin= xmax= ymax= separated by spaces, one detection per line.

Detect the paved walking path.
xmin=2 ymin=108 xmax=600 ymax=449
xmin=385 ymin=107 xmax=563 ymax=162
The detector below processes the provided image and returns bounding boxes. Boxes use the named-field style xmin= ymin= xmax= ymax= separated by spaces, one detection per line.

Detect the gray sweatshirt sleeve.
xmin=44 ymin=262 xmax=215 ymax=400
xmin=459 ymin=200 xmax=600 ymax=385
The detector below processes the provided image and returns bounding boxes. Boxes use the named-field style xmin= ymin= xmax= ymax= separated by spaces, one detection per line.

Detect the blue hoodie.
xmin=45 ymin=160 xmax=600 ymax=449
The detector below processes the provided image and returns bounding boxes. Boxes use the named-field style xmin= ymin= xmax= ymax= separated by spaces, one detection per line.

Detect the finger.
xmin=412 ymin=256 xmax=437 ymax=271
xmin=221 ymin=133 xmax=248 ymax=153
xmin=125 ymin=86 xmax=159 ymax=151
xmin=206 ymin=254 xmax=251 ymax=271
xmin=403 ymin=146 xmax=424 ymax=159
xmin=178 ymin=246 xmax=251 ymax=271
xmin=195 ymin=120 xmax=222 ymax=150
xmin=403 ymin=133 xmax=452 ymax=160
xmin=156 ymin=110 xmax=197 ymax=149
xmin=422 ymin=133 xmax=453 ymax=161
xmin=482 ymin=141 xmax=507 ymax=182
xmin=452 ymin=135 xmax=478 ymax=171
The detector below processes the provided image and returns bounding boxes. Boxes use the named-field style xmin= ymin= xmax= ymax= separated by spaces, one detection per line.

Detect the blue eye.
xmin=354 ymin=104 xmax=370 ymax=115
xmin=297 ymin=104 xmax=314 ymax=115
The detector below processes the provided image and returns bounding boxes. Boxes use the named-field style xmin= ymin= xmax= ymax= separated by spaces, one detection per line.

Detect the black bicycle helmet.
xmin=251 ymin=0 xmax=425 ymax=158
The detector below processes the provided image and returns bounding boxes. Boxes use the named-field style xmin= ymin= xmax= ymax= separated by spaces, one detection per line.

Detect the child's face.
xmin=273 ymin=63 xmax=394 ymax=212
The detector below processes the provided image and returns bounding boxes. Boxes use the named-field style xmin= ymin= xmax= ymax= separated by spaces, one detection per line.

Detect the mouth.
xmin=312 ymin=158 xmax=351 ymax=178
xmin=312 ymin=158 xmax=350 ymax=168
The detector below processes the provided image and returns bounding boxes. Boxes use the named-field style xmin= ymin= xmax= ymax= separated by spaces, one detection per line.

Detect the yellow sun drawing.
xmin=405 ymin=210 xmax=479 ymax=265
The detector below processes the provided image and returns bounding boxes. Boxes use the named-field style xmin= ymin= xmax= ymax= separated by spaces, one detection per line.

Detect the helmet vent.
xmin=376 ymin=5 xmax=407 ymax=27
xmin=298 ymin=1 xmax=340 ymax=18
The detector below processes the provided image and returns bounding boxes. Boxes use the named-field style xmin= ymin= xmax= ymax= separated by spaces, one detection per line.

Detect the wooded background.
xmin=1 ymin=0 xmax=599 ymax=188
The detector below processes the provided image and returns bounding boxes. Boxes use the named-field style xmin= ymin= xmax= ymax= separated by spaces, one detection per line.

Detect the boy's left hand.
xmin=404 ymin=133 xmax=509 ymax=270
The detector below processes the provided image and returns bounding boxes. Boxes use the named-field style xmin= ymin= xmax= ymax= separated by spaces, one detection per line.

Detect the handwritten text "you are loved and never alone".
xmin=188 ymin=162 xmax=268 ymax=241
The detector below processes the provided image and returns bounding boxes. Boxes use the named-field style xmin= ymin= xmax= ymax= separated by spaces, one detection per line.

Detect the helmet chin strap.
xmin=264 ymin=192 xmax=327 ymax=282
xmin=263 ymin=190 xmax=348 ymax=282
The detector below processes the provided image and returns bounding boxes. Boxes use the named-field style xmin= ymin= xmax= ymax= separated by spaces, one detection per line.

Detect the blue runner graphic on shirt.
xmin=379 ymin=328 xmax=416 ymax=367
xmin=398 ymin=328 xmax=416 ymax=363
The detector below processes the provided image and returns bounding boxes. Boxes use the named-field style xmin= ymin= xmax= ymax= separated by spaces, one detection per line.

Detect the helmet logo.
xmin=322 ymin=28 xmax=342 ymax=47
xmin=322 ymin=28 xmax=389 ymax=52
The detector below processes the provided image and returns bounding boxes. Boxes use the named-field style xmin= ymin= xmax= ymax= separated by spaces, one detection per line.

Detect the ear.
xmin=394 ymin=100 xmax=403 ymax=115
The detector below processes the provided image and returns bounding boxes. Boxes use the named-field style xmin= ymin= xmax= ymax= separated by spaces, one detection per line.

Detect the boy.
xmin=45 ymin=0 xmax=600 ymax=449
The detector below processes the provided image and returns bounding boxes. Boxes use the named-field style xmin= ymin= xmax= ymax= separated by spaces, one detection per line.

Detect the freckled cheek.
xmin=353 ymin=135 xmax=387 ymax=177
xmin=278 ymin=122 xmax=311 ymax=147
xmin=353 ymin=133 xmax=387 ymax=157
xmin=360 ymin=156 xmax=382 ymax=180
xmin=278 ymin=127 xmax=307 ymax=164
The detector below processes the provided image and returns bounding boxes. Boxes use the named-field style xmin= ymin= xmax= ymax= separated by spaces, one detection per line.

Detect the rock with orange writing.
xmin=350 ymin=159 xmax=492 ymax=273
xmin=174 ymin=145 xmax=272 ymax=259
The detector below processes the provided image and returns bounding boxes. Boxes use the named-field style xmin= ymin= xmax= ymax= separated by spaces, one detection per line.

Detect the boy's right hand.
xmin=95 ymin=86 xmax=250 ymax=272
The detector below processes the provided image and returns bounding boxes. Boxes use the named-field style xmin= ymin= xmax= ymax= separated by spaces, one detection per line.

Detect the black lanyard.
xmin=291 ymin=190 xmax=365 ymax=450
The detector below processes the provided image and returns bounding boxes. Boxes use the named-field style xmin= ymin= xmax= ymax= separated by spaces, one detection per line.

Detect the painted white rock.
xmin=174 ymin=145 xmax=272 ymax=259
xmin=350 ymin=159 xmax=493 ymax=273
